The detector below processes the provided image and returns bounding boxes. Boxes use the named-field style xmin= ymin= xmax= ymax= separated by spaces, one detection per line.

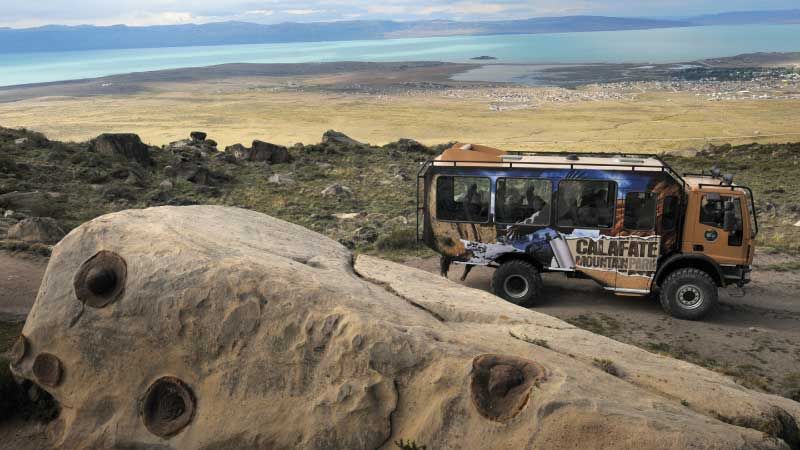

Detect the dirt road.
xmin=0 ymin=251 xmax=47 ymax=320
xmin=406 ymin=256 xmax=800 ymax=399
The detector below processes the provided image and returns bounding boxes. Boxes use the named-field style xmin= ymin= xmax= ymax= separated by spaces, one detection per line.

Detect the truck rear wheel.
xmin=659 ymin=268 xmax=718 ymax=320
xmin=491 ymin=260 xmax=542 ymax=307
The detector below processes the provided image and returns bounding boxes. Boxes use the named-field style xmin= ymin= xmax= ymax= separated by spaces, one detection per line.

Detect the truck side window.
xmin=700 ymin=195 xmax=744 ymax=246
xmin=496 ymin=178 xmax=552 ymax=225
xmin=699 ymin=195 xmax=726 ymax=228
xmin=556 ymin=180 xmax=616 ymax=229
xmin=436 ymin=176 xmax=491 ymax=223
xmin=662 ymin=196 xmax=679 ymax=231
xmin=624 ymin=192 xmax=656 ymax=230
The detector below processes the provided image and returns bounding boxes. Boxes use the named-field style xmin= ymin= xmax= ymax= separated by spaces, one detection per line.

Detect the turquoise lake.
xmin=1 ymin=24 xmax=799 ymax=87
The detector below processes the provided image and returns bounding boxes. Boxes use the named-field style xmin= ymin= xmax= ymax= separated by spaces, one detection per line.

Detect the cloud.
xmin=284 ymin=9 xmax=325 ymax=15
xmin=0 ymin=0 xmax=798 ymax=28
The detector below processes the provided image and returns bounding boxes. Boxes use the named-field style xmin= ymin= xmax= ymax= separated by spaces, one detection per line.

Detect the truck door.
xmin=689 ymin=193 xmax=748 ymax=265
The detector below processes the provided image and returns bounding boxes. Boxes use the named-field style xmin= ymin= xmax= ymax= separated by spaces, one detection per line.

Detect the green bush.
xmin=376 ymin=228 xmax=419 ymax=251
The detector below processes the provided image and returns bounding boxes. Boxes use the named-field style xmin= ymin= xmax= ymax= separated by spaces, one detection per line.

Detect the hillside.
xmin=0 ymin=16 xmax=690 ymax=53
xmin=1 ymin=126 xmax=799 ymax=257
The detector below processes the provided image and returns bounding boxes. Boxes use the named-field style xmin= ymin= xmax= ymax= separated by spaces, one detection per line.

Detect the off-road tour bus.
xmin=417 ymin=143 xmax=758 ymax=320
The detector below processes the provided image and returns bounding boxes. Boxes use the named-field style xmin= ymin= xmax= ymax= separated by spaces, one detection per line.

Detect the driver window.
xmin=700 ymin=194 xmax=743 ymax=246
xmin=436 ymin=176 xmax=491 ymax=223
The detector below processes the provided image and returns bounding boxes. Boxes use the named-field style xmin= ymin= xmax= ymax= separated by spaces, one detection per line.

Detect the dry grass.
xmin=1 ymin=81 xmax=799 ymax=153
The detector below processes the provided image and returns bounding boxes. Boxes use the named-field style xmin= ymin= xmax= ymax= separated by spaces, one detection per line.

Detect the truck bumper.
xmin=721 ymin=265 xmax=751 ymax=287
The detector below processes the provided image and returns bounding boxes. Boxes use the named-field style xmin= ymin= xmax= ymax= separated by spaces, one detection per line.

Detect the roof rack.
xmin=430 ymin=151 xmax=686 ymax=189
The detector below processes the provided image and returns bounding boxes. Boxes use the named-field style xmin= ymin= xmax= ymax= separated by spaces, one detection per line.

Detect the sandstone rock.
xmin=11 ymin=206 xmax=800 ymax=450
xmin=321 ymin=183 xmax=352 ymax=198
xmin=92 ymin=133 xmax=152 ymax=166
xmin=190 ymin=131 xmax=207 ymax=142
xmin=14 ymin=137 xmax=28 ymax=146
xmin=6 ymin=217 xmax=65 ymax=244
xmin=322 ymin=130 xmax=363 ymax=147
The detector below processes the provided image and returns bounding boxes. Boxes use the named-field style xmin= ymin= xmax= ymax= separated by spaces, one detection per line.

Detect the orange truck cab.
xmin=417 ymin=144 xmax=757 ymax=320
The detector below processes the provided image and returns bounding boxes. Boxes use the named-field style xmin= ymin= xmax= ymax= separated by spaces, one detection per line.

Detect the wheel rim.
xmin=676 ymin=284 xmax=704 ymax=310
xmin=504 ymin=275 xmax=530 ymax=300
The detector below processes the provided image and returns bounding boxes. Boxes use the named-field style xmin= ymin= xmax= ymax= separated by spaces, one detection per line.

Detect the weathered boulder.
xmin=251 ymin=140 xmax=290 ymax=164
xmin=0 ymin=191 xmax=65 ymax=217
xmin=322 ymin=130 xmax=363 ymax=147
xmin=92 ymin=133 xmax=152 ymax=166
xmin=11 ymin=206 xmax=800 ymax=450
xmin=190 ymin=131 xmax=207 ymax=142
xmin=6 ymin=217 xmax=65 ymax=244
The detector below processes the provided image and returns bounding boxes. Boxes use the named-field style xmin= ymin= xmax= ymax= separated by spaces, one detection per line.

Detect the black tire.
xmin=659 ymin=268 xmax=718 ymax=320
xmin=491 ymin=260 xmax=542 ymax=306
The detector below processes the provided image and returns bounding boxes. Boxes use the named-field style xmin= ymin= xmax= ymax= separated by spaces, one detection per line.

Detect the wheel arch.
xmin=654 ymin=253 xmax=724 ymax=287
xmin=493 ymin=252 xmax=543 ymax=271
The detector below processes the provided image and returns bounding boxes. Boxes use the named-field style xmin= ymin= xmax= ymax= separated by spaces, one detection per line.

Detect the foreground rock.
xmin=6 ymin=217 xmax=65 ymax=244
xmin=11 ymin=206 xmax=800 ymax=449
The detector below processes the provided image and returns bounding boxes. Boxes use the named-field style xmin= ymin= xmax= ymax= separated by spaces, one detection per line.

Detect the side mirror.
xmin=723 ymin=201 xmax=736 ymax=232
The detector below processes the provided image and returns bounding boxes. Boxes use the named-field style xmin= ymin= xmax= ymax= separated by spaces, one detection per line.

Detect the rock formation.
xmin=10 ymin=206 xmax=800 ymax=449
xmin=92 ymin=133 xmax=153 ymax=166
xmin=322 ymin=130 xmax=363 ymax=147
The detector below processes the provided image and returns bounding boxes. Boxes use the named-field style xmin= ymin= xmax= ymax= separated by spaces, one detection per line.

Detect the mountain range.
xmin=1 ymin=9 xmax=799 ymax=54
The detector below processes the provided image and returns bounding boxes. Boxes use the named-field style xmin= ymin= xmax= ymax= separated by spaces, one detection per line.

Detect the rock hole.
xmin=74 ymin=251 xmax=127 ymax=308
xmin=141 ymin=377 xmax=196 ymax=438
xmin=470 ymin=354 xmax=546 ymax=422
xmin=32 ymin=353 xmax=63 ymax=387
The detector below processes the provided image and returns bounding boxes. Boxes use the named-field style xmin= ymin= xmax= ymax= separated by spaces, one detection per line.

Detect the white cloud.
xmin=245 ymin=9 xmax=275 ymax=16
xmin=284 ymin=9 xmax=325 ymax=15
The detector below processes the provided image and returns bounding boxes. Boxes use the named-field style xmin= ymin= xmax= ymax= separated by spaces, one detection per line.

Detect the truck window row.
xmin=435 ymin=175 xmax=679 ymax=232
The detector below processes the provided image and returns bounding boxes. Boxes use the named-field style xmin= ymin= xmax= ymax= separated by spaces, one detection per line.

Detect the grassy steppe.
xmin=1 ymin=84 xmax=798 ymax=153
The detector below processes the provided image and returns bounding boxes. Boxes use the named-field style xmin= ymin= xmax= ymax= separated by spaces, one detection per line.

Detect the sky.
xmin=1 ymin=0 xmax=798 ymax=29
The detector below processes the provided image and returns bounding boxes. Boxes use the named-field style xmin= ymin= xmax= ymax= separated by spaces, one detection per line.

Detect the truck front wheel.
xmin=659 ymin=268 xmax=718 ymax=320
xmin=491 ymin=260 xmax=542 ymax=307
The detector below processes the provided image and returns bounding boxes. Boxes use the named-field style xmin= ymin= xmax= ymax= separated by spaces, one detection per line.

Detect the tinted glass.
xmin=496 ymin=178 xmax=552 ymax=225
xmin=556 ymin=180 xmax=616 ymax=228
xmin=624 ymin=192 xmax=657 ymax=230
xmin=662 ymin=196 xmax=679 ymax=231
xmin=436 ymin=176 xmax=491 ymax=222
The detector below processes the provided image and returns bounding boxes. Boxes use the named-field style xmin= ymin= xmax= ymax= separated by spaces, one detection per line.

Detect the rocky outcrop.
xmin=92 ymin=133 xmax=152 ymax=166
xmin=6 ymin=217 xmax=65 ymax=244
xmin=0 ymin=191 xmax=64 ymax=217
xmin=223 ymin=140 xmax=290 ymax=164
xmin=10 ymin=206 xmax=800 ymax=450
xmin=322 ymin=130 xmax=363 ymax=147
